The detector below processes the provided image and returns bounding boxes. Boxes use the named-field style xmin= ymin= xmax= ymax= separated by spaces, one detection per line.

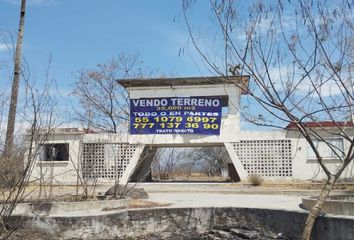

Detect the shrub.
xmin=0 ymin=154 xmax=24 ymax=189
xmin=248 ymin=174 xmax=264 ymax=186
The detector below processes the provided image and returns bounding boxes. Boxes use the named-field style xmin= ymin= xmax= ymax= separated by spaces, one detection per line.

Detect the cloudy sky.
xmin=0 ymin=0 xmax=219 ymax=129
xmin=1 ymin=0 xmax=350 ymax=132
xmin=0 ymin=1 xmax=212 ymax=92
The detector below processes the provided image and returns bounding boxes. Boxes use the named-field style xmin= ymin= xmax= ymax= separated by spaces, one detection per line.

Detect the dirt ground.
xmin=1 ymin=179 xmax=354 ymax=202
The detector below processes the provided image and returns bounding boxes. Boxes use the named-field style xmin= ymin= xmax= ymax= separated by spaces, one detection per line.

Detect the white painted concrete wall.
xmin=31 ymin=131 xmax=354 ymax=184
xmin=29 ymin=128 xmax=354 ymax=184
xmin=237 ymin=129 xmax=354 ymax=181
xmin=82 ymin=133 xmax=129 ymax=144
xmin=30 ymin=133 xmax=145 ymax=185
xmin=30 ymin=133 xmax=83 ymax=185
xmin=27 ymin=78 xmax=354 ymax=184
xmin=287 ymin=129 xmax=354 ymax=181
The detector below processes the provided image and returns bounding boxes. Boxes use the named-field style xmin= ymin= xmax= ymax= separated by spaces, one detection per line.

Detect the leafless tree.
xmin=183 ymin=0 xmax=353 ymax=239
xmin=152 ymin=148 xmax=187 ymax=179
xmin=3 ymin=0 xmax=27 ymax=156
xmin=0 ymin=70 xmax=57 ymax=239
xmin=189 ymin=147 xmax=228 ymax=176
xmin=152 ymin=147 xmax=228 ymax=179
xmin=72 ymin=53 xmax=145 ymax=133
xmin=70 ymin=139 xmax=100 ymax=201
xmin=0 ymin=92 xmax=8 ymax=151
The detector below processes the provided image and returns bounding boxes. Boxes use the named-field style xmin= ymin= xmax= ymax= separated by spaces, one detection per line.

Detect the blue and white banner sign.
xmin=130 ymin=96 xmax=224 ymax=135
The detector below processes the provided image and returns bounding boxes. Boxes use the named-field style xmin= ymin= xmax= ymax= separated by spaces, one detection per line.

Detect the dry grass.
xmin=155 ymin=172 xmax=229 ymax=182
xmin=102 ymin=199 xmax=171 ymax=211
xmin=0 ymin=154 xmax=24 ymax=189
xmin=128 ymin=199 xmax=171 ymax=209
xmin=3 ymin=179 xmax=354 ymax=203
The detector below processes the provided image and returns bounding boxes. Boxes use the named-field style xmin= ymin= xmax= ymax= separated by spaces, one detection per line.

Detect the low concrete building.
xmin=28 ymin=76 xmax=354 ymax=184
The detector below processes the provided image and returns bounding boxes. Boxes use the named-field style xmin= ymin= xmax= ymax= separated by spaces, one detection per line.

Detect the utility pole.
xmin=3 ymin=0 xmax=27 ymax=156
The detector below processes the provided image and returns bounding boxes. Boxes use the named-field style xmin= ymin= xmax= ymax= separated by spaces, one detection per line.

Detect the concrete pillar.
xmin=130 ymin=147 xmax=157 ymax=182
xmin=119 ymin=144 xmax=145 ymax=185
xmin=224 ymin=142 xmax=248 ymax=181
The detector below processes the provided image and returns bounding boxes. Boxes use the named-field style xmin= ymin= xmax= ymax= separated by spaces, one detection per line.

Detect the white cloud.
xmin=265 ymin=65 xmax=352 ymax=98
xmin=28 ymin=0 xmax=57 ymax=5
xmin=0 ymin=43 xmax=9 ymax=52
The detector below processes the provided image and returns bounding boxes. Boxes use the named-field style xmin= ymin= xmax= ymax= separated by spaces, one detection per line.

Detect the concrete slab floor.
xmin=29 ymin=193 xmax=305 ymax=217
xmin=19 ymin=182 xmax=353 ymax=215
xmin=148 ymin=192 xmax=305 ymax=211
xmin=99 ymin=182 xmax=351 ymax=213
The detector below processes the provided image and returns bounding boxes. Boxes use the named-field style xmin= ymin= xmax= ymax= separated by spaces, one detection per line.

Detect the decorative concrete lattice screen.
xmin=232 ymin=140 xmax=292 ymax=177
xmin=82 ymin=143 xmax=137 ymax=179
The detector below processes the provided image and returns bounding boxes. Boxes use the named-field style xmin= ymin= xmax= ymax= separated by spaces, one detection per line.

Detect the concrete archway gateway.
xmin=117 ymin=76 xmax=250 ymax=184
xmin=29 ymin=76 xmax=354 ymax=185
